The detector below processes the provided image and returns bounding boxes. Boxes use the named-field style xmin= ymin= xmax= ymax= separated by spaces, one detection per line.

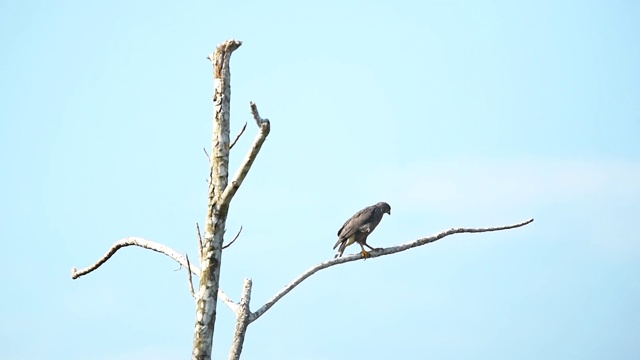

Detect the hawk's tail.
xmin=334 ymin=241 xmax=347 ymax=258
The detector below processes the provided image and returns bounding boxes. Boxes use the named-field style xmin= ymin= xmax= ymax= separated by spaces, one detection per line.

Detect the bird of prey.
xmin=333 ymin=202 xmax=391 ymax=259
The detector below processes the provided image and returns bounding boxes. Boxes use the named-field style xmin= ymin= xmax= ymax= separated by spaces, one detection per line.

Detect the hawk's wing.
xmin=333 ymin=205 xmax=379 ymax=249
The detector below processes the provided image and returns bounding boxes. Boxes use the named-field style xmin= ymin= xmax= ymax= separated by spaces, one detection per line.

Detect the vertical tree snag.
xmin=193 ymin=39 xmax=242 ymax=360
xmin=70 ymin=38 xmax=533 ymax=360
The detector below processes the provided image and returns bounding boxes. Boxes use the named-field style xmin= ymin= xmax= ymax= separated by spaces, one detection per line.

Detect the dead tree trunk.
xmin=193 ymin=39 xmax=270 ymax=360
xmin=70 ymin=38 xmax=533 ymax=360
xmin=190 ymin=39 xmax=240 ymax=360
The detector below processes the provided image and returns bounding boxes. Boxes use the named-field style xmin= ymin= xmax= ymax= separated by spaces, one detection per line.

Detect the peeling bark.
xmin=228 ymin=279 xmax=252 ymax=360
xmin=192 ymin=39 xmax=242 ymax=360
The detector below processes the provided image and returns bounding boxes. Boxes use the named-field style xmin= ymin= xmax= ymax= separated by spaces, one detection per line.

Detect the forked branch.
xmin=249 ymin=218 xmax=534 ymax=322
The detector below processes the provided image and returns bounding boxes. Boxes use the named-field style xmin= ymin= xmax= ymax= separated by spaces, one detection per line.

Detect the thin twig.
xmin=249 ymin=218 xmax=535 ymax=322
xmin=186 ymin=253 xmax=196 ymax=299
xmin=196 ymin=223 xmax=204 ymax=261
xmin=229 ymin=122 xmax=247 ymax=150
xmin=223 ymin=226 xmax=243 ymax=250
xmin=203 ymin=148 xmax=213 ymax=186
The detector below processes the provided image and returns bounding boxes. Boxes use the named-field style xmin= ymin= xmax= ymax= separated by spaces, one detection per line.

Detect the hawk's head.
xmin=376 ymin=202 xmax=391 ymax=215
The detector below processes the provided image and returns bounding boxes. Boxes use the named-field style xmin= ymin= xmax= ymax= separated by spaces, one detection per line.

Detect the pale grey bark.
xmin=70 ymin=237 xmax=192 ymax=280
xmin=220 ymin=102 xmax=270 ymax=206
xmin=228 ymin=279 xmax=253 ymax=360
xmin=193 ymin=40 xmax=271 ymax=360
xmin=70 ymin=38 xmax=273 ymax=360
xmin=71 ymin=217 xmax=534 ymax=359
xmin=70 ymin=236 xmax=239 ymax=313
xmin=217 ymin=218 xmax=534 ymax=358
xmin=193 ymin=39 xmax=243 ymax=360
xmin=249 ymin=217 xmax=534 ymax=322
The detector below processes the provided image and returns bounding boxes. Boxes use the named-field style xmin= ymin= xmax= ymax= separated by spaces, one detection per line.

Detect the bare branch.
xmin=196 ymin=223 xmax=204 ymax=261
xmin=203 ymin=147 xmax=211 ymax=163
xmin=220 ymin=102 xmax=270 ymax=207
xmin=71 ymin=237 xmax=195 ymax=279
xmin=249 ymin=218 xmax=534 ymax=322
xmin=218 ymin=286 xmax=240 ymax=314
xmin=70 ymin=237 xmax=239 ymax=313
xmin=223 ymin=226 xmax=243 ymax=250
xmin=229 ymin=122 xmax=247 ymax=150
xmin=186 ymin=253 xmax=196 ymax=299
xmin=249 ymin=102 xmax=267 ymax=127
xmin=228 ymin=278 xmax=252 ymax=360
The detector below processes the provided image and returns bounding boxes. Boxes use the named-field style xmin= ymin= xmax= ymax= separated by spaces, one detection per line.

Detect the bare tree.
xmin=71 ymin=39 xmax=534 ymax=360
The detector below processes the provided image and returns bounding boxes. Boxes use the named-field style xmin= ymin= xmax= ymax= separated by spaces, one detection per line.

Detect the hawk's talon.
xmin=361 ymin=250 xmax=371 ymax=259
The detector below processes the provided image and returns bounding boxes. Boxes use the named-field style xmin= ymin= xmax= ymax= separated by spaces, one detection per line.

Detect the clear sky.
xmin=1 ymin=0 xmax=639 ymax=359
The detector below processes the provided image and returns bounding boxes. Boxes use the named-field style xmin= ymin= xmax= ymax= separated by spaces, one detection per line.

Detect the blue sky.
xmin=1 ymin=0 xmax=639 ymax=359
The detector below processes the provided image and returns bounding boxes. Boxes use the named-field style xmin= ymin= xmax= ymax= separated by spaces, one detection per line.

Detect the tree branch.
xmin=220 ymin=102 xmax=270 ymax=207
xmin=196 ymin=223 xmax=204 ymax=261
xmin=186 ymin=253 xmax=196 ymax=300
xmin=249 ymin=102 xmax=266 ymax=127
xmin=228 ymin=278 xmax=252 ymax=360
xmin=71 ymin=237 xmax=194 ymax=279
xmin=249 ymin=218 xmax=534 ymax=322
xmin=70 ymin=237 xmax=239 ymax=313
xmin=229 ymin=122 xmax=247 ymax=150
xmin=222 ymin=226 xmax=243 ymax=250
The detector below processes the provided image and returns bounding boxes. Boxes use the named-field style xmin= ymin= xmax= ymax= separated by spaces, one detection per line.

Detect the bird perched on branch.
xmin=333 ymin=202 xmax=391 ymax=259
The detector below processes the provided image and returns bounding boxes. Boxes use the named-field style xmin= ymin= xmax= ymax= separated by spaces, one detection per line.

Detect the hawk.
xmin=333 ymin=202 xmax=391 ymax=258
